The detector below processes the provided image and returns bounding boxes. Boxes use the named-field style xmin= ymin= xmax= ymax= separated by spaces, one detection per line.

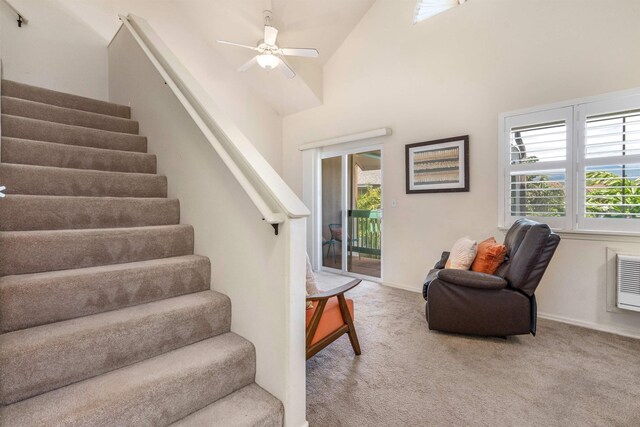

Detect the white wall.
xmin=0 ymin=0 xmax=108 ymax=100
xmin=108 ymin=7 xmax=284 ymax=171
xmin=56 ymin=0 xmax=376 ymax=117
xmin=283 ymin=0 xmax=640 ymax=337
xmin=53 ymin=0 xmax=304 ymax=170
xmin=109 ymin=28 xmax=306 ymax=426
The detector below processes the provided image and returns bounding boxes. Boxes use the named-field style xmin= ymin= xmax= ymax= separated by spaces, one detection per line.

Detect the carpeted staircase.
xmin=0 ymin=79 xmax=284 ymax=426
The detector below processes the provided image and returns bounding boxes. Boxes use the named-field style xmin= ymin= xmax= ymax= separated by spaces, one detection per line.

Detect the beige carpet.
xmin=307 ymin=272 xmax=640 ymax=426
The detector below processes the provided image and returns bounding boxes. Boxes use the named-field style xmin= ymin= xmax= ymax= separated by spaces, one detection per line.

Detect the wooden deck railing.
xmin=348 ymin=210 xmax=382 ymax=257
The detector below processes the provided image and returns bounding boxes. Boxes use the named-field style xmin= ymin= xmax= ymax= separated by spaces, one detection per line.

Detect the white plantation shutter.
xmin=577 ymin=95 xmax=640 ymax=232
xmin=500 ymin=91 xmax=640 ymax=234
xmin=413 ymin=0 xmax=466 ymax=24
xmin=502 ymin=107 xmax=573 ymax=229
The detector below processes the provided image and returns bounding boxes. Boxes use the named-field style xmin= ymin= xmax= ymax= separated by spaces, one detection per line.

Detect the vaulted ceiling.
xmin=57 ymin=0 xmax=375 ymax=116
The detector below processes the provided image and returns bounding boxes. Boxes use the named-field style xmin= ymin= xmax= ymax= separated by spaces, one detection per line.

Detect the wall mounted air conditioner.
xmin=617 ymin=254 xmax=640 ymax=312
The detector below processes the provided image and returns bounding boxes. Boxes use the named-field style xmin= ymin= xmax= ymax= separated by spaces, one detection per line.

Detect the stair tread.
xmin=1 ymin=96 xmax=139 ymax=134
xmin=172 ymin=384 xmax=283 ymax=427
xmin=1 ymin=114 xmax=147 ymax=152
xmin=0 ymin=254 xmax=210 ymax=332
xmin=0 ymin=254 xmax=208 ymax=285
xmin=0 ymin=162 xmax=160 ymax=176
xmin=1 ymin=79 xmax=131 ymax=118
xmin=0 ymin=194 xmax=179 ymax=231
xmin=1 ymin=137 xmax=156 ymax=173
xmin=0 ymin=223 xmax=192 ymax=237
xmin=0 ymin=163 xmax=167 ymax=198
xmin=0 ymin=290 xmax=230 ymax=404
xmin=0 ymin=333 xmax=255 ymax=427
xmin=0 ymin=224 xmax=194 ymax=276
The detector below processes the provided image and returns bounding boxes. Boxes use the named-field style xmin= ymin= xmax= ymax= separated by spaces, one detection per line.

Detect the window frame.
xmin=576 ymin=95 xmax=640 ymax=233
xmin=498 ymin=88 xmax=640 ymax=235
xmin=499 ymin=106 xmax=574 ymax=230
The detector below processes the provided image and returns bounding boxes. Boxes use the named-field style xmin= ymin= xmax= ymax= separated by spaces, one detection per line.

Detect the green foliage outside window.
xmin=511 ymin=155 xmax=566 ymax=217
xmin=357 ymin=186 xmax=381 ymax=210
xmin=585 ymin=171 xmax=640 ymax=218
xmin=511 ymin=175 xmax=566 ymax=217
xmin=514 ymin=152 xmax=640 ymax=218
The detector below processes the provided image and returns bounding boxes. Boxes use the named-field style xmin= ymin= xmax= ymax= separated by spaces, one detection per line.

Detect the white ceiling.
xmin=56 ymin=0 xmax=375 ymax=116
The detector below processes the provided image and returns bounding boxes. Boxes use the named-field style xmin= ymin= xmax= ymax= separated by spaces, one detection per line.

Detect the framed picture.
xmin=405 ymin=135 xmax=469 ymax=194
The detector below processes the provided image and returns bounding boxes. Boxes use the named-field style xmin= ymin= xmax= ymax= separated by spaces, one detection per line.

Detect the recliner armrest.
xmin=436 ymin=269 xmax=507 ymax=290
xmin=434 ymin=251 xmax=450 ymax=269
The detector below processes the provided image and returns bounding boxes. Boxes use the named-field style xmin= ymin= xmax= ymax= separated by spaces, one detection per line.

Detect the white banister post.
xmin=282 ymin=217 xmax=307 ymax=426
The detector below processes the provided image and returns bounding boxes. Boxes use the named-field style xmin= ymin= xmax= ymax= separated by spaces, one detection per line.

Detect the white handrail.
xmin=117 ymin=14 xmax=309 ymax=232
xmin=0 ymin=0 xmax=27 ymax=26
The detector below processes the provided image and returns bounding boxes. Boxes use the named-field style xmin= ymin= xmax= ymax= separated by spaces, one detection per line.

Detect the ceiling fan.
xmin=217 ymin=11 xmax=319 ymax=79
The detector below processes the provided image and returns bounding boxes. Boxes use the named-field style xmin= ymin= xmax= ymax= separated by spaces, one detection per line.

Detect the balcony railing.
xmin=348 ymin=209 xmax=382 ymax=257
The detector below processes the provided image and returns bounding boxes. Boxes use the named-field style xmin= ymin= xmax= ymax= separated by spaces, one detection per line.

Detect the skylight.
xmin=413 ymin=0 xmax=467 ymax=24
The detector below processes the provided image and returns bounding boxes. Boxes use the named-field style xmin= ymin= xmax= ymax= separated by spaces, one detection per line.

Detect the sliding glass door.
xmin=321 ymin=156 xmax=343 ymax=270
xmin=321 ymin=148 xmax=382 ymax=279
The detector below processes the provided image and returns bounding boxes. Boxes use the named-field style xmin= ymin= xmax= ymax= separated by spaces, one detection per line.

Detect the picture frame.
xmin=405 ymin=135 xmax=469 ymax=194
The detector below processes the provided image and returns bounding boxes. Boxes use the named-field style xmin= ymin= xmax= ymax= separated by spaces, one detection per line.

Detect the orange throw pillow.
xmin=471 ymin=237 xmax=507 ymax=275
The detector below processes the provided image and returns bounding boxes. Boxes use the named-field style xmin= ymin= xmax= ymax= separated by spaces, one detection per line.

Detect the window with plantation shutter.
xmin=501 ymin=107 xmax=573 ymax=230
xmin=577 ymin=95 xmax=640 ymax=233
xmin=500 ymin=91 xmax=640 ymax=234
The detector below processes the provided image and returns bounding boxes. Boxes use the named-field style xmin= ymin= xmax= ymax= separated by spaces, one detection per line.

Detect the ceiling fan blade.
xmin=238 ymin=56 xmax=258 ymax=72
xmin=280 ymin=47 xmax=319 ymax=58
xmin=264 ymin=25 xmax=278 ymax=45
xmin=277 ymin=57 xmax=296 ymax=79
xmin=217 ymin=40 xmax=258 ymax=51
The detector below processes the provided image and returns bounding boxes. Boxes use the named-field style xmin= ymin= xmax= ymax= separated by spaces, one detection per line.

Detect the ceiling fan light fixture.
xmin=218 ymin=11 xmax=316 ymax=77
xmin=257 ymin=53 xmax=279 ymax=70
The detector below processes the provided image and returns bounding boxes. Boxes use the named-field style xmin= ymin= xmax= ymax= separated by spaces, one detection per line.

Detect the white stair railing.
xmin=117 ymin=14 xmax=309 ymax=235
xmin=112 ymin=14 xmax=308 ymax=426
xmin=0 ymin=0 xmax=27 ymax=27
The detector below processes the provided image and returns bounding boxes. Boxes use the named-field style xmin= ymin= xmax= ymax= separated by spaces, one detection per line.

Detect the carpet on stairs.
xmin=0 ymin=79 xmax=283 ymax=426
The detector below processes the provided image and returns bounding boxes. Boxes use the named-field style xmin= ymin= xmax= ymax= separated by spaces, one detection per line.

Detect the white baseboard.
xmin=380 ymin=280 xmax=421 ymax=293
xmin=538 ymin=312 xmax=640 ymax=340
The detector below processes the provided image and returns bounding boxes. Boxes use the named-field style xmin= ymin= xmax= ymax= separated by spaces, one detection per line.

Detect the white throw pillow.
xmin=446 ymin=237 xmax=478 ymax=270
xmin=306 ymin=254 xmax=319 ymax=295
xmin=306 ymin=254 xmax=319 ymax=310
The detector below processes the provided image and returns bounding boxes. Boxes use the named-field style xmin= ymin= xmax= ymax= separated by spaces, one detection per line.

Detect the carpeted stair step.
xmin=1 ymin=96 xmax=139 ymax=134
xmin=0 ymin=164 xmax=167 ymax=198
xmin=0 ymin=291 xmax=230 ymax=404
xmin=1 ymin=115 xmax=146 ymax=152
xmin=0 ymin=195 xmax=179 ymax=231
xmin=0 ymin=80 xmax=279 ymax=425
xmin=0 ymin=255 xmax=211 ymax=332
xmin=0 ymin=224 xmax=194 ymax=276
xmin=1 ymin=79 xmax=131 ymax=118
xmin=0 ymin=333 xmax=255 ymax=426
xmin=1 ymin=137 xmax=156 ymax=173
xmin=171 ymin=384 xmax=284 ymax=427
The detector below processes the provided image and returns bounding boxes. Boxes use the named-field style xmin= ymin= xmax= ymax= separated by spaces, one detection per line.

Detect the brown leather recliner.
xmin=423 ymin=219 xmax=560 ymax=336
